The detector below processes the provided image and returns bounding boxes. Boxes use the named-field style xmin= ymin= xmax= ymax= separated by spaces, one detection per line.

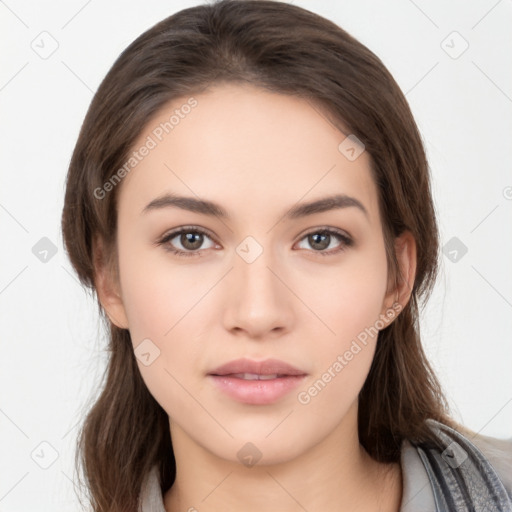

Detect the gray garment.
xmin=139 ymin=420 xmax=512 ymax=512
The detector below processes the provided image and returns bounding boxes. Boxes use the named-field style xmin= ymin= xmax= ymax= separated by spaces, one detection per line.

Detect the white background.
xmin=1 ymin=0 xmax=511 ymax=510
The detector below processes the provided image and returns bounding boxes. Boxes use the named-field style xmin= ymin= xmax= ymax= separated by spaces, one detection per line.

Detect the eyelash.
xmin=156 ymin=225 xmax=354 ymax=259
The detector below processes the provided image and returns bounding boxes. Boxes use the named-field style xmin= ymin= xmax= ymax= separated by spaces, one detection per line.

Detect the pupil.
xmin=182 ymin=232 xmax=202 ymax=249
xmin=310 ymin=233 xmax=329 ymax=250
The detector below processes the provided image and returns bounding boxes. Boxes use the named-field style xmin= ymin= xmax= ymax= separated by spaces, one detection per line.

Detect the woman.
xmin=60 ymin=1 xmax=512 ymax=511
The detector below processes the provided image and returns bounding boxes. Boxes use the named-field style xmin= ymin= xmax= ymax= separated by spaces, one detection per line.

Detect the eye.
xmin=156 ymin=226 xmax=217 ymax=258
xmin=156 ymin=226 xmax=353 ymax=258
xmin=295 ymin=228 xmax=353 ymax=256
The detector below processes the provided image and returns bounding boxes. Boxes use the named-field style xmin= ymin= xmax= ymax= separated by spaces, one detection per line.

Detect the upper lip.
xmin=208 ymin=358 xmax=307 ymax=376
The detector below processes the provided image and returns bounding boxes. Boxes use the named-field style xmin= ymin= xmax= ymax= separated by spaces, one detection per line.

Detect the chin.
xmin=207 ymin=426 xmax=311 ymax=467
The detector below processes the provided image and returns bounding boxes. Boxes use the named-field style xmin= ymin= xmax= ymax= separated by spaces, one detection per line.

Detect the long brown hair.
xmin=61 ymin=1 xmax=464 ymax=510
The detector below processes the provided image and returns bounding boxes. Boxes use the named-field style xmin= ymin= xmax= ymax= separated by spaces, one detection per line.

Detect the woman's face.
xmin=102 ymin=82 xmax=403 ymax=464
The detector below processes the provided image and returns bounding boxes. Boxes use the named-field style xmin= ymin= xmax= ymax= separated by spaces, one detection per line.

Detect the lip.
xmin=209 ymin=357 xmax=306 ymax=377
xmin=208 ymin=358 xmax=307 ymax=405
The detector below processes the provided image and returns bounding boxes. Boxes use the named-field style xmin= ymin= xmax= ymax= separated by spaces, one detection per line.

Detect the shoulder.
xmin=418 ymin=419 xmax=512 ymax=509
xmin=461 ymin=427 xmax=512 ymax=496
xmin=399 ymin=432 xmax=512 ymax=511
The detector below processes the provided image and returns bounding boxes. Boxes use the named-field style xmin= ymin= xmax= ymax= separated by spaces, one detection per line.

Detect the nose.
xmin=222 ymin=242 xmax=295 ymax=340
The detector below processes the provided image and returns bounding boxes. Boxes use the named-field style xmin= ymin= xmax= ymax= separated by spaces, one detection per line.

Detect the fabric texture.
xmin=402 ymin=419 xmax=512 ymax=511
xmin=139 ymin=419 xmax=512 ymax=511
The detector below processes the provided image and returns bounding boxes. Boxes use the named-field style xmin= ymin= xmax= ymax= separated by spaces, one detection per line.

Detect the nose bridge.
xmin=235 ymin=234 xmax=281 ymax=300
xmin=223 ymin=233 xmax=293 ymax=335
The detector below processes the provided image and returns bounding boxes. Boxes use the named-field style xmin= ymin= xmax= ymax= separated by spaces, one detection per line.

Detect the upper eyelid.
xmin=160 ymin=226 xmax=218 ymax=244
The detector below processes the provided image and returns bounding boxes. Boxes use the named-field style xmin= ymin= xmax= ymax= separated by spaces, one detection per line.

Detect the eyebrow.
xmin=141 ymin=192 xmax=368 ymax=220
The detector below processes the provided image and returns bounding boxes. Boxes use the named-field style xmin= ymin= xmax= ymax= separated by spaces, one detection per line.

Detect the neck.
xmin=163 ymin=402 xmax=402 ymax=512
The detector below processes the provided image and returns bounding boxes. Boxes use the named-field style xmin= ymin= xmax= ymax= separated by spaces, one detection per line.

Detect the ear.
xmin=92 ymin=235 xmax=129 ymax=329
xmin=382 ymin=230 xmax=417 ymax=314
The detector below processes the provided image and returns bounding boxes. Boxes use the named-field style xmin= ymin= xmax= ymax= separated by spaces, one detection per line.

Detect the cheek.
xmin=305 ymin=243 xmax=390 ymax=342
xmin=116 ymin=244 xmax=214 ymax=414
xmin=297 ymin=241 xmax=389 ymax=391
xmin=118 ymin=237 xmax=208 ymax=340
xmin=117 ymin=248 xmax=208 ymax=419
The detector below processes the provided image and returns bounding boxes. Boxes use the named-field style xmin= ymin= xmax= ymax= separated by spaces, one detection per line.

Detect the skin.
xmin=95 ymin=82 xmax=416 ymax=512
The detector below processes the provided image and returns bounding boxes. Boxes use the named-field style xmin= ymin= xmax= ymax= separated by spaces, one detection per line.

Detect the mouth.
xmin=208 ymin=358 xmax=307 ymax=405
xmin=218 ymin=373 xmax=292 ymax=380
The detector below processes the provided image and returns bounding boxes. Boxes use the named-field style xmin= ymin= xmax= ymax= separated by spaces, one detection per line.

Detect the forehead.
xmin=117 ymin=82 xmax=379 ymax=225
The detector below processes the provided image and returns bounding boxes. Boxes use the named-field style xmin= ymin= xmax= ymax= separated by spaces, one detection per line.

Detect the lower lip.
xmin=208 ymin=374 xmax=307 ymax=405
